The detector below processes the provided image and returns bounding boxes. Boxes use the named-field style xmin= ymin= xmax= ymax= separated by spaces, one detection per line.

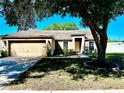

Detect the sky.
xmin=0 ymin=14 xmax=124 ymax=41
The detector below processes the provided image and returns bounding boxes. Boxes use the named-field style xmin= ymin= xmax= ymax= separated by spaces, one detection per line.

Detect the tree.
xmin=0 ymin=0 xmax=124 ymax=65
xmin=43 ymin=23 xmax=79 ymax=30
xmin=0 ymin=0 xmax=52 ymax=31
xmin=44 ymin=0 xmax=124 ymax=64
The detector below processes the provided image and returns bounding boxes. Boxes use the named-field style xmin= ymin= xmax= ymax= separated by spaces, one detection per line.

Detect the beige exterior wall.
xmin=58 ymin=41 xmax=64 ymax=49
xmin=68 ymin=41 xmax=73 ymax=50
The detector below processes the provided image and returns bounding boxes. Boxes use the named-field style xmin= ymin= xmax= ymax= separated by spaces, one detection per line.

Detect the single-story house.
xmin=2 ymin=29 xmax=96 ymax=57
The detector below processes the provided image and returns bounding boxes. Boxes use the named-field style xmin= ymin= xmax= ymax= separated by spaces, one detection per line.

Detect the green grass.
xmin=88 ymin=53 xmax=124 ymax=68
xmin=106 ymin=53 xmax=124 ymax=68
xmin=3 ymin=54 xmax=124 ymax=90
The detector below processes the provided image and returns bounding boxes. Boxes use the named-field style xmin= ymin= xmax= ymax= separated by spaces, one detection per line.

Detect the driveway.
xmin=0 ymin=57 xmax=39 ymax=89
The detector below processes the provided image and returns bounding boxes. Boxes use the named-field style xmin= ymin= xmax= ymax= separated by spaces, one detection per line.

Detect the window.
xmin=89 ymin=42 xmax=94 ymax=51
xmin=63 ymin=41 xmax=68 ymax=49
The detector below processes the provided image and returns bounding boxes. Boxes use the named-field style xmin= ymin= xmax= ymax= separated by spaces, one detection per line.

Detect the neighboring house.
xmin=106 ymin=42 xmax=124 ymax=53
xmin=2 ymin=29 xmax=96 ymax=57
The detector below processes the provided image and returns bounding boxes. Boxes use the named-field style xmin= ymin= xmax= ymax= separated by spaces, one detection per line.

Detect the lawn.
xmin=3 ymin=54 xmax=124 ymax=90
xmin=106 ymin=53 xmax=124 ymax=68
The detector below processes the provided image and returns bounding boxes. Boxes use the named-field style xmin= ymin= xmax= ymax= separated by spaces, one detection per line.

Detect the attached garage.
xmin=9 ymin=41 xmax=47 ymax=57
xmin=2 ymin=30 xmax=55 ymax=57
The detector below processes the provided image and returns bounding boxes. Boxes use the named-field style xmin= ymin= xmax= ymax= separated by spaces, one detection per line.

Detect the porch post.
xmin=72 ymin=37 xmax=75 ymax=51
xmin=80 ymin=36 xmax=85 ymax=53
xmin=5 ymin=40 xmax=9 ymax=56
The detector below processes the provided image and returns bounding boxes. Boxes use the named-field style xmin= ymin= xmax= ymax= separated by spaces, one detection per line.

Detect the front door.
xmin=75 ymin=38 xmax=82 ymax=53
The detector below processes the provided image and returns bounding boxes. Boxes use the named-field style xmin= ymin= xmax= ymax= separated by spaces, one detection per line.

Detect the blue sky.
xmin=0 ymin=14 xmax=124 ymax=41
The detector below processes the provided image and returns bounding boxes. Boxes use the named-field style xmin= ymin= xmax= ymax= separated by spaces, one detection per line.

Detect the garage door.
xmin=10 ymin=41 xmax=47 ymax=57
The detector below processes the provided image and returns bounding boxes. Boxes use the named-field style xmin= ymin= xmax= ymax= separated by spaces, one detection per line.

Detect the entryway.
xmin=75 ymin=38 xmax=82 ymax=53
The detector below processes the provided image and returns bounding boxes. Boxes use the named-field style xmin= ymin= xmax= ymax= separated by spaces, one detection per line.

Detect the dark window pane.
xmin=64 ymin=41 xmax=68 ymax=49
xmin=89 ymin=42 xmax=94 ymax=51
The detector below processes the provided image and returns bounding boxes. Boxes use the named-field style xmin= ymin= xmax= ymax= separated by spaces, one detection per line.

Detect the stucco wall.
xmin=68 ymin=41 xmax=73 ymax=50
xmin=58 ymin=41 xmax=64 ymax=49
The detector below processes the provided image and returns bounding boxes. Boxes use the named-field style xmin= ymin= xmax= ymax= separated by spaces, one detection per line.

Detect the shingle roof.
xmin=2 ymin=29 xmax=93 ymax=40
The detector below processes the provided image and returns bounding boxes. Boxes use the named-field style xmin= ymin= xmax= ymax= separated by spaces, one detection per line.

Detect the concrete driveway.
xmin=0 ymin=57 xmax=39 ymax=89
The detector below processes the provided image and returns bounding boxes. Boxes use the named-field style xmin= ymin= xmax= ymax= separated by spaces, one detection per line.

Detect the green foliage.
xmin=65 ymin=64 xmax=80 ymax=74
xmin=53 ymin=49 xmax=64 ymax=55
xmin=1 ymin=50 xmax=8 ymax=57
xmin=53 ymin=48 xmax=76 ymax=56
xmin=67 ymin=49 xmax=76 ymax=55
xmin=0 ymin=0 xmax=37 ymax=30
xmin=46 ymin=48 xmax=51 ymax=57
xmin=1 ymin=0 xmax=123 ymax=31
xmin=63 ymin=48 xmax=76 ymax=56
xmin=63 ymin=48 xmax=68 ymax=55
xmin=43 ymin=23 xmax=79 ymax=30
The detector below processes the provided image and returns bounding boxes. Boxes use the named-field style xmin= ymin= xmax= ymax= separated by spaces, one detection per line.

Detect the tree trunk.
xmin=98 ymin=32 xmax=108 ymax=64
xmin=89 ymin=25 xmax=108 ymax=64
xmin=97 ymin=44 xmax=106 ymax=64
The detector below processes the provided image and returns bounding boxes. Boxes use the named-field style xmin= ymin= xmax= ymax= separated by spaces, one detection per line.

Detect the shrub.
xmin=1 ymin=50 xmax=8 ymax=57
xmin=63 ymin=48 xmax=68 ymax=56
xmin=46 ymin=46 xmax=52 ymax=56
xmin=53 ymin=48 xmax=76 ymax=56
xmin=63 ymin=49 xmax=76 ymax=56
xmin=68 ymin=49 xmax=76 ymax=55
xmin=53 ymin=49 xmax=64 ymax=55
xmin=65 ymin=64 xmax=80 ymax=74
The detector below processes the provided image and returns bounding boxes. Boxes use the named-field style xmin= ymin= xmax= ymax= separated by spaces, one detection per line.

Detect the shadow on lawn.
xmin=10 ymin=57 xmax=124 ymax=85
xmin=107 ymin=54 xmax=124 ymax=68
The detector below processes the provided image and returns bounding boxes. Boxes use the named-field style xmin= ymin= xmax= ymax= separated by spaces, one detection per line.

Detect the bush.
xmin=65 ymin=64 xmax=85 ymax=80
xmin=63 ymin=48 xmax=68 ymax=56
xmin=53 ymin=48 xmax=76 ymax=56
xmin=46 ymin=46 xmax=52 ymax=56
xmin=63 ymin=49 xmax=76 ymax=56
xmin=53 ymin=49 xmax=64 ymax=55
xmin=65 ymin=64 xmax=80 ymax=74
xmin=68 ymin=49 xmax=76 ymax=55
xmin=1 ymin=50 xmax=8 ymax=57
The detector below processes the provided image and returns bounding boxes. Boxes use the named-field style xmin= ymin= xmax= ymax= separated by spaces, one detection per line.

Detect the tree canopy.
xmin=1 ymin=0 xmax=123 ymax=31
xmin=43 ymin=23 xmax=79 ymax=30
xmin=0 ymin=0 xmax=52 ymax=31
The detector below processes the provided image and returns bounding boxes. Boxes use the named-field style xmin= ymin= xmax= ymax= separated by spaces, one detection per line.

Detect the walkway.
xmin=47 ymin=54 xmax=89 ymax=59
